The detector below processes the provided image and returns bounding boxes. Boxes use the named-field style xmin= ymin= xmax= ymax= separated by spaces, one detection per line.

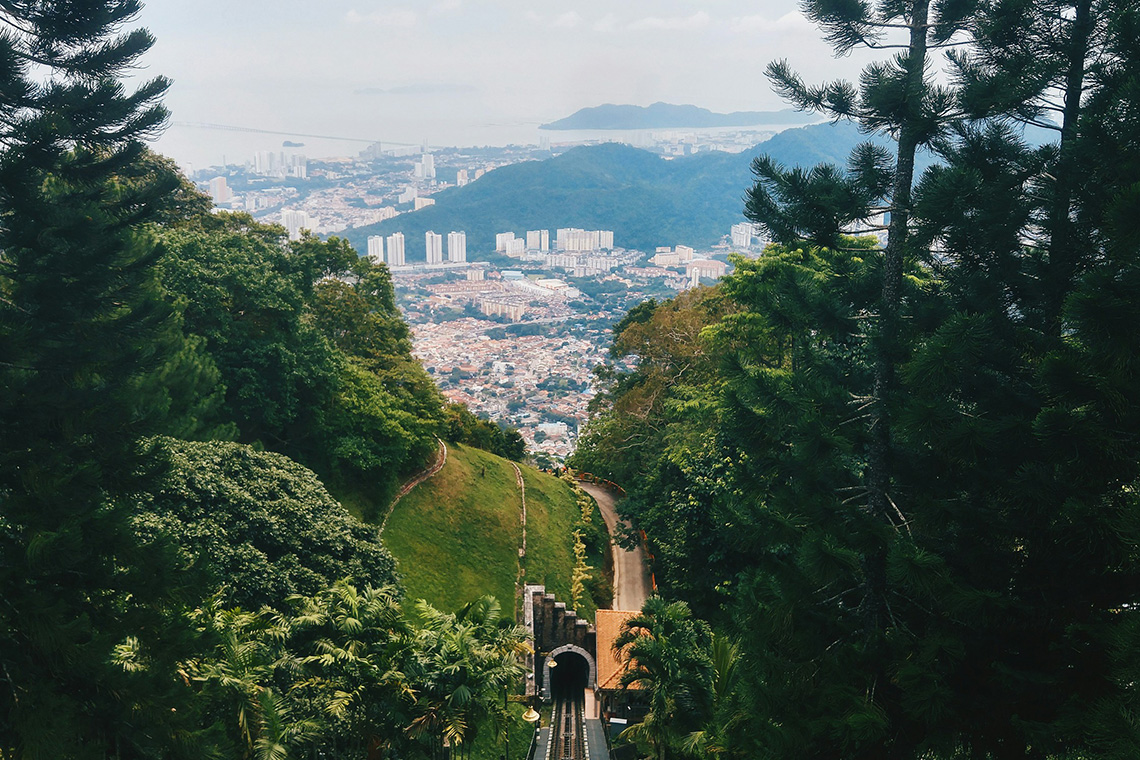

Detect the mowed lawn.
xmin=520 ymin=466 xmax=578 ymax=605
xmin=381 ymin=443 xmax=610 ymax=622
xmin=521 ymin=467 xmax=612 ymax=621
xmin=382 ymin=444 xmax=521 ymax=613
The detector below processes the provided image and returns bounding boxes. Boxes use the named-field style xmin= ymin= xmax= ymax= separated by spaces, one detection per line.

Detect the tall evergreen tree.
xmin=0 ymin=3 xmax=212 ymax=755
xmin=895 ymin=1 xmax=1140 ymax=754
xmin=724 ymin=0 xmax=1140 ymax=756
xmin=728 ymin=0 xmax=977 ymax=753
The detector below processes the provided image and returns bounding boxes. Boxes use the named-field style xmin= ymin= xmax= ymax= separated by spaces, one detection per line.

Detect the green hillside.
xmin=380 ymin=443 xmax=608 ymax=620
xmin=343 ymin=121 xmax=881 ymax=256
xmin=520 ymin=465 xmax=610 ymax=621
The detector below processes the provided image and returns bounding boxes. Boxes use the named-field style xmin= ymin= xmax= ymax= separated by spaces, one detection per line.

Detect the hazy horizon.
xmin=135 ymin=1 xmax=877 ymax=171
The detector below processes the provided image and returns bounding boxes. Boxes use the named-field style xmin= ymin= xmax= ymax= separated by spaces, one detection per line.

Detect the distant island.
xmin=540 ymin=102 xmax=819 ymax=131
xmin=282 ymin=140 xmax=305 ymax=148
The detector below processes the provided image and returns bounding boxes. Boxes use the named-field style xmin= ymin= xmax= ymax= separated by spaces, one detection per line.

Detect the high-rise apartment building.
xmin=367 ymin=235 xmax=384 ymax=263
xmin=675 ymin=245 xmax=695 ymax=262
xmin=456 ymin=169 xmax=469 ymax=187
xmin=496 ymin=232 xmax=516 ymax=252
xmin=448 ymin=231 xmax=467 ymax=263
xmin=555 ymin=228 xmax=615 ymax=252
xmin=687 ymin=259 xmax=728 ymax=281
xmin=541 ymin=229 xmax=550 ymax=251
xmin=386 ymin=232 xmax=406 ymax=266
xmin=526 ymin=230 xmax=543 ymax=250
xmin=731 ymin=222 xmax=755 ymax=249
xmin=281 ymin=209 xmax=317 ymax=241
xmin=425 ymin=231 xmax=443 ymax=264
xmin=207 ymin=176 xmax=232 ymax=204
xmin=254 ymin=151 xmax=307 ymax=178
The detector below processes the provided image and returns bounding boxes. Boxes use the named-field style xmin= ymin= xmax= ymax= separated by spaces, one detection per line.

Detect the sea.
xmin=152 ymin=118 xmax=813 ymax=175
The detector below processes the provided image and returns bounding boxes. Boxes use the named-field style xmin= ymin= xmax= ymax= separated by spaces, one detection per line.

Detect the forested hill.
xmin=344 ymin=121 xmax=882 ymax=257
xmin=539 ymin=102 xmax=818 ymax=130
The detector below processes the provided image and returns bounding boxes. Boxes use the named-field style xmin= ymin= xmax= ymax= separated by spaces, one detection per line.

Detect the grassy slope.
xmin=380 ymin=443 xmax=609 ymax=622
xmin=382 ymin=443 xmax=521 ymax=613
xmin=356 ymin=447 xmax=602 ymax=758
xmin=520 ymin=467 xmax=576 ymax=605
xmin=522 ymin=468 xmax=609 ymax=622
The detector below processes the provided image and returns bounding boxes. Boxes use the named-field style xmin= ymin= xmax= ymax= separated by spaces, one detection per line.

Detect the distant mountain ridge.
xmin=540 ymin=102 xmax=818 ymax=130
xmin=344 ymin=122 xmax=887 ymax=257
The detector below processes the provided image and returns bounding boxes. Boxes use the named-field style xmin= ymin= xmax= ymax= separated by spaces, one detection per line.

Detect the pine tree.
xmin=729 ymin=0 xmax=978 ymax=754
xmin=896 ymin=1 xmax=1140 ymax=755
xmin=0 ymin=3 xmax=213 ymax=755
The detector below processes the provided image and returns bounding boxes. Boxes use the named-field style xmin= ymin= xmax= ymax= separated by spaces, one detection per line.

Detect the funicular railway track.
xmin=550 ymin=691 xmax=586 ymax=760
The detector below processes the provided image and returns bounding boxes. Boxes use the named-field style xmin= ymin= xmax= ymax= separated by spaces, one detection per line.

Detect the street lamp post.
xmin=523 ymin=697 xmax=541 ymax=760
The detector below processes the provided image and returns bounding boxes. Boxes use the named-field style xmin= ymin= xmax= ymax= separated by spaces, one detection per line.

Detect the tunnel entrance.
xmin=551 ymin=651 xmax=590 ymax=697
xmin=540 ymin=643 xmax=596 ymax=700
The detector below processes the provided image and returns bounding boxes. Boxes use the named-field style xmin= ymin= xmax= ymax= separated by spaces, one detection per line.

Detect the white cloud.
xmin=345 ymin=9 xmax=418 ymax=27
xmin=729 ymin=11 xmax=812 ymax=34
xmin=628 ymin=10 xmax=710 ymax=31
xmin=552 ymin=11 xmax=582 ymax=28
xmin=593 ymin=13 xmax=619 ymax=33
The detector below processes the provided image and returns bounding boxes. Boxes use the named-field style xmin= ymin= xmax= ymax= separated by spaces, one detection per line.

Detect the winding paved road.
xmin=578 ymin=482 xmax=653 ymax=611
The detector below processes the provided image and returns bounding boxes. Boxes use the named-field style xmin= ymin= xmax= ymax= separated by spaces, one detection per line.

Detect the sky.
xmin=136 ymin=1 xmax=875 ymax=170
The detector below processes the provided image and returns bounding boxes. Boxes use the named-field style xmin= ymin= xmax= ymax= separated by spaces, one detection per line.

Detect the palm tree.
xmin=187 ymin=603 xmax=282 ymax=757
xmin=408 ymin=596 xmax=529 ymax=759
xmin=278 ymin=581 xmax=412 ymax=759
xmin=613 ymin=597 xmax=715 ymax=760
xmin=251 ymin=688 xmax=321 ymax=760
xmin=679 ymin=634 xmax=746 ymax=759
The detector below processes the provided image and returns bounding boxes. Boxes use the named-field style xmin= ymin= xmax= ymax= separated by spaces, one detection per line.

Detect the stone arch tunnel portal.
xmin=550 ymin=649 xmax=591 ymax=697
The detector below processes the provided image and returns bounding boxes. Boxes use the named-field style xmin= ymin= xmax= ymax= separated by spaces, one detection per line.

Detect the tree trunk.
xmin=1044 ymin=0 xmax=1093 ymax=332
xmin=864 ymin=0 xmax=930 ymax=630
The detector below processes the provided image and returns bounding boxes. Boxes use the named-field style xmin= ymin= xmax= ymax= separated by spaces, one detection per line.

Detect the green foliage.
xmin=613 ymin=598 xmax=715 ymax=760
xmin=443 ymin=402 xmax=527 ymax=461
xmin=188 ymin=582 xmax=527 ymax=760
xmin=407 ymin=595 xmax=529 ymax=754
xmin=0 ymin=5 xmax=218 ymax=755
xmin=575 ymin=2 xmax=1140 ymax=758
xmin=570 ymin=286 xmax=739 ymax=615
xmin=157 ymin=216 xmax=445 ymax=500
xmin=133 ymin=438 xmax=397 ymax=611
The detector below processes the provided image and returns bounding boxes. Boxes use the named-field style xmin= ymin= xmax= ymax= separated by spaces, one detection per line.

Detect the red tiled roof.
xmin=594 ymin=609 xmax=643 ymax=691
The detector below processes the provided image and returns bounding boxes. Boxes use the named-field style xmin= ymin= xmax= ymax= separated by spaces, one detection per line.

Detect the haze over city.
xmin=137 ymin=0 xmax=878 ymax=169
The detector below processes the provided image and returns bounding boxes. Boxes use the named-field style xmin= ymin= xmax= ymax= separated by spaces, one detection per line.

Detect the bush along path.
xmin=380 ymin=438 xmax=448 ymax=534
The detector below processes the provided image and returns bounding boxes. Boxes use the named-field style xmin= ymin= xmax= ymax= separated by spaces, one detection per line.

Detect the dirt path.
xmin=578 ymin=482 xmax=653 ymax=611
xmin=379 ymin=438 xmax=447 ymax=534
xmin=512 ymin=462 xmax=527 ymax=612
